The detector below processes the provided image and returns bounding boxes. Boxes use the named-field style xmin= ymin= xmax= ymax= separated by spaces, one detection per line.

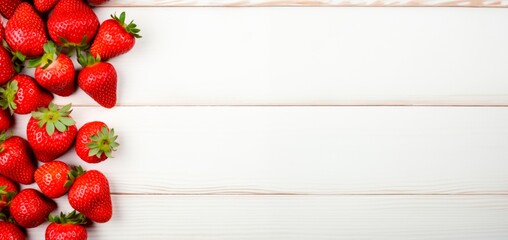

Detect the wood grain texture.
xmin=15 ymin=106 xmax=508 ymax=194
xmin=25 ymin=195 xmax=508 ymax=239
xmin=46 ymin=7 xmax=508 ymax=106
xmin=98 ymin=0 xmax=508 ymax=7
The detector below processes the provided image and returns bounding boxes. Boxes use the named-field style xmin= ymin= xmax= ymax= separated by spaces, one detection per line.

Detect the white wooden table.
xmin=15 ymin=1 xmax=508 ymax=239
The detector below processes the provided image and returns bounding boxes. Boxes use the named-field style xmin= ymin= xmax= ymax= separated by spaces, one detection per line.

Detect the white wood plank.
xmin=98 ymin=0 xmax=508 ymax=7
xmin=41 ymin=7 xmax=508 ymax=106
xmin=13 ymin=106 xmax=508 ymax=194
xmin=25 ymin=195 xmax=508 ymax=239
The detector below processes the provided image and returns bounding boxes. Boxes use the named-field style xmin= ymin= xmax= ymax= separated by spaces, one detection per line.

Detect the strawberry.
xmin=0 ymin=175 xmax=18 ymax=209
xmin=68 ymin=169 xmax=112 ymax=223
xmin=78 ymin=55 xmax=117 ymax=108
xmin=35 ymin=160 xmax=73 ymax=198
xmin=46 ymin=211 xmax=87 ymax=240
xmin=0 ymin=221 xmax=25 ymax=240
xmin=0 ymin=109 xmax=11 ymax=132
xmin=88 ymin=0 xmax=109 ymax=5
xmin=0 ymin=46 xmax=16 ymax=85
xmin=27 ymin=103 xmax=77 ymax=162
xmin=9 ymin=188 xmax=57 ymax=228
xmin=76 ymin=121 xmax=119 ymax=163
xmin=0 ymin=0 xmax=22 ymax=19
xmin=34 ymin=0 xmax=60 ymax=13
xmin=47 ymin=0 xmax=99 ymax=46
xmin=0 ymin=19 xmax=4 ymax=40
xmin=4 ymin=3 xmax=48 ymax=58
xmin=28 ymin=41 xmax=76 ymax=97
xmin=0 ymin=74 xmax=53 ymax=115
xmin=0 ymin=134 xmax=36 ymax=184
xmin=90 ymin=12 xmax=141 ymax=60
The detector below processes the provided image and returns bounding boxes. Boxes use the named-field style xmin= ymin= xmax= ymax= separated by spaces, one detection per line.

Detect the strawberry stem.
xmin=32 ymin=103 xmax=76 ymax=136
xmin=0 ymin=186 xmax=16 ymax=205
xmin=65 ymin=166 xmax=86 ymax=188
xmin=88 ymin=126 xmax=119 ymax=158
xmin=77 ymin=51 xmax=100 ymax=68
xmin=49 ymin=210 xmax=87 ymax=225
xmin=0 ymin=80 xmax=18 ymax=115
xmin=27 ymin=41 xmax=59 ymax=69
xmin=111 ymin=12 xmax=142 ymax=38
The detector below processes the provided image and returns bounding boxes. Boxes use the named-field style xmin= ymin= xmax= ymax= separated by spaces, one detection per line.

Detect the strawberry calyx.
xmin=31 ymin=102 xmax=76 ymax=136
xmin=49 ymin=210 xmax=87 ymax=225
xmin=77 ymin=51 xmax=100 ymax=68
xmin=112 ymin=12 xmax=142 ymax=38
xmin=88 ymin=126 xmax=119 ymax=158
xmin=64 ymin=166 xmax=85 ymax=188
xmin=0 ymin=80 xmax=18 ymax=115
xmin=2 ymin=41 xmax=24 ymax=73
xmin=27 ymin=41 xmax=59 ymax=69
xmin=0 ymin=131 xmax=12 ymax=149
xmin=59 ymin=36 xmax=89 ymax=52
xmin=0 ymin=186 xmax=16 ymax=204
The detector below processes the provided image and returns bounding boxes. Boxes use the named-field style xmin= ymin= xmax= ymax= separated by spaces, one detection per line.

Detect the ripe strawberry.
xmin=0 ymin=46 xmax=16 ymax=85
xmin=0 ymin=74 xmax=53 ymax=115
xmin=9 ymin=188 xmax=57 ymax=228
xmin=46 ymin=211 xmax=87 ymax=240
xmin=0 ymin=0 xmax=22 ymax=19
xmin=78 ymin=55 xmax=117 ymax=108
xmin=88 ymin=0 xmax=109 ymax=5
xmin=0 ymin=19 xmax=4 ymax=40
xmin=34 ymin=0 xmax=60 ymax=13
xmin=47 ymin=0 xmax=99 ymax=46
xmin=0 ymin=175 xmax=18 ymax=209
xmin=0 ymin=134 xmax=36 ymax=184
xmin=90 ymin=12 xmax=141 ymax=60
xmin=76 ymin=121 xmax=119 ymax=163
xmin=68 ymin=169 xmax=112 ymax=223
xmin=27 ymin=103 xmax=77 ymax=162
xmin=4 ymin=3 xmax=47 ymax=58
xmin=28 ymin=41 xmax=76 ymax=97
xmin=35 ymin=161 xmax=73 ymax=198
xmin=0 ymin=109 xmax=11 ymax=132
xmin=0 ymin=221 xmax=25 ymax=240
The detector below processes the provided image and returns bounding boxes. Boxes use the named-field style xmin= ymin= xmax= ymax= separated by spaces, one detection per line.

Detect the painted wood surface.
xmin=97 ymin=0 xmax=508 ymax=7
xmin=26 ymin=196 xmax=508 ymax=239
xmin=49 ymin=7 xmax=508 ymax=106
xmin=14 ymin=106 xmax=508 ymax=195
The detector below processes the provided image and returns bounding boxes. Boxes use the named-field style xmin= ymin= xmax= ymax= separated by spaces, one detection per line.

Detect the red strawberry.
xmin=0 ymin=109 xmax=11 ymax=132
xmin=0 ymin=221 xmax=25 ymax=240
xmin=47 ymin=0 xmax=99 ymax=46
xmin=0 ymin=74 xmax=53 ymax=115
xmin=0 ymin=174 xmax=18 ymax=209
xmin=0 ymin=19 xmax=4 ymax=40
xmin=0 ymin=134 xmax=36 ymax=184
xmin=9 ymin=188 xmax=57 ymax=228
xmin=68 ymin=169 xmax=112 ymax=223
xmin=28 ymin=41 xmax=76 ymax=97
xmin=46 ymin=211 xmax=87 ymax=240
xmin=90 ymin=12 xmax=141 ymax=60
xmin=34 ymin=0 xmax=60 ymax=13
xmin=27 ymin=103 xmax=77 ymax=162
xmin=78 ymin=55 xmax=117 ymax=108
xmin=76 ymin=121 xmax=119 ymax=163
xmin=0 ymin=0 xmax=22 ymax=19
xmin=88 ymin=0 xmax=109 ymax=5
xmin=0 ymin=46 xmax=16 ymax=85
xmin=35 ymin=161 xmax=73 ymax=198
xmin=5 ymin=3 xmax=48 ymax=58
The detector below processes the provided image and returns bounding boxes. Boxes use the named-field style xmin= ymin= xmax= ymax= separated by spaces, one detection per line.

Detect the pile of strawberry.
xmin=0 ymin=0 xmax=141 ymax=239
